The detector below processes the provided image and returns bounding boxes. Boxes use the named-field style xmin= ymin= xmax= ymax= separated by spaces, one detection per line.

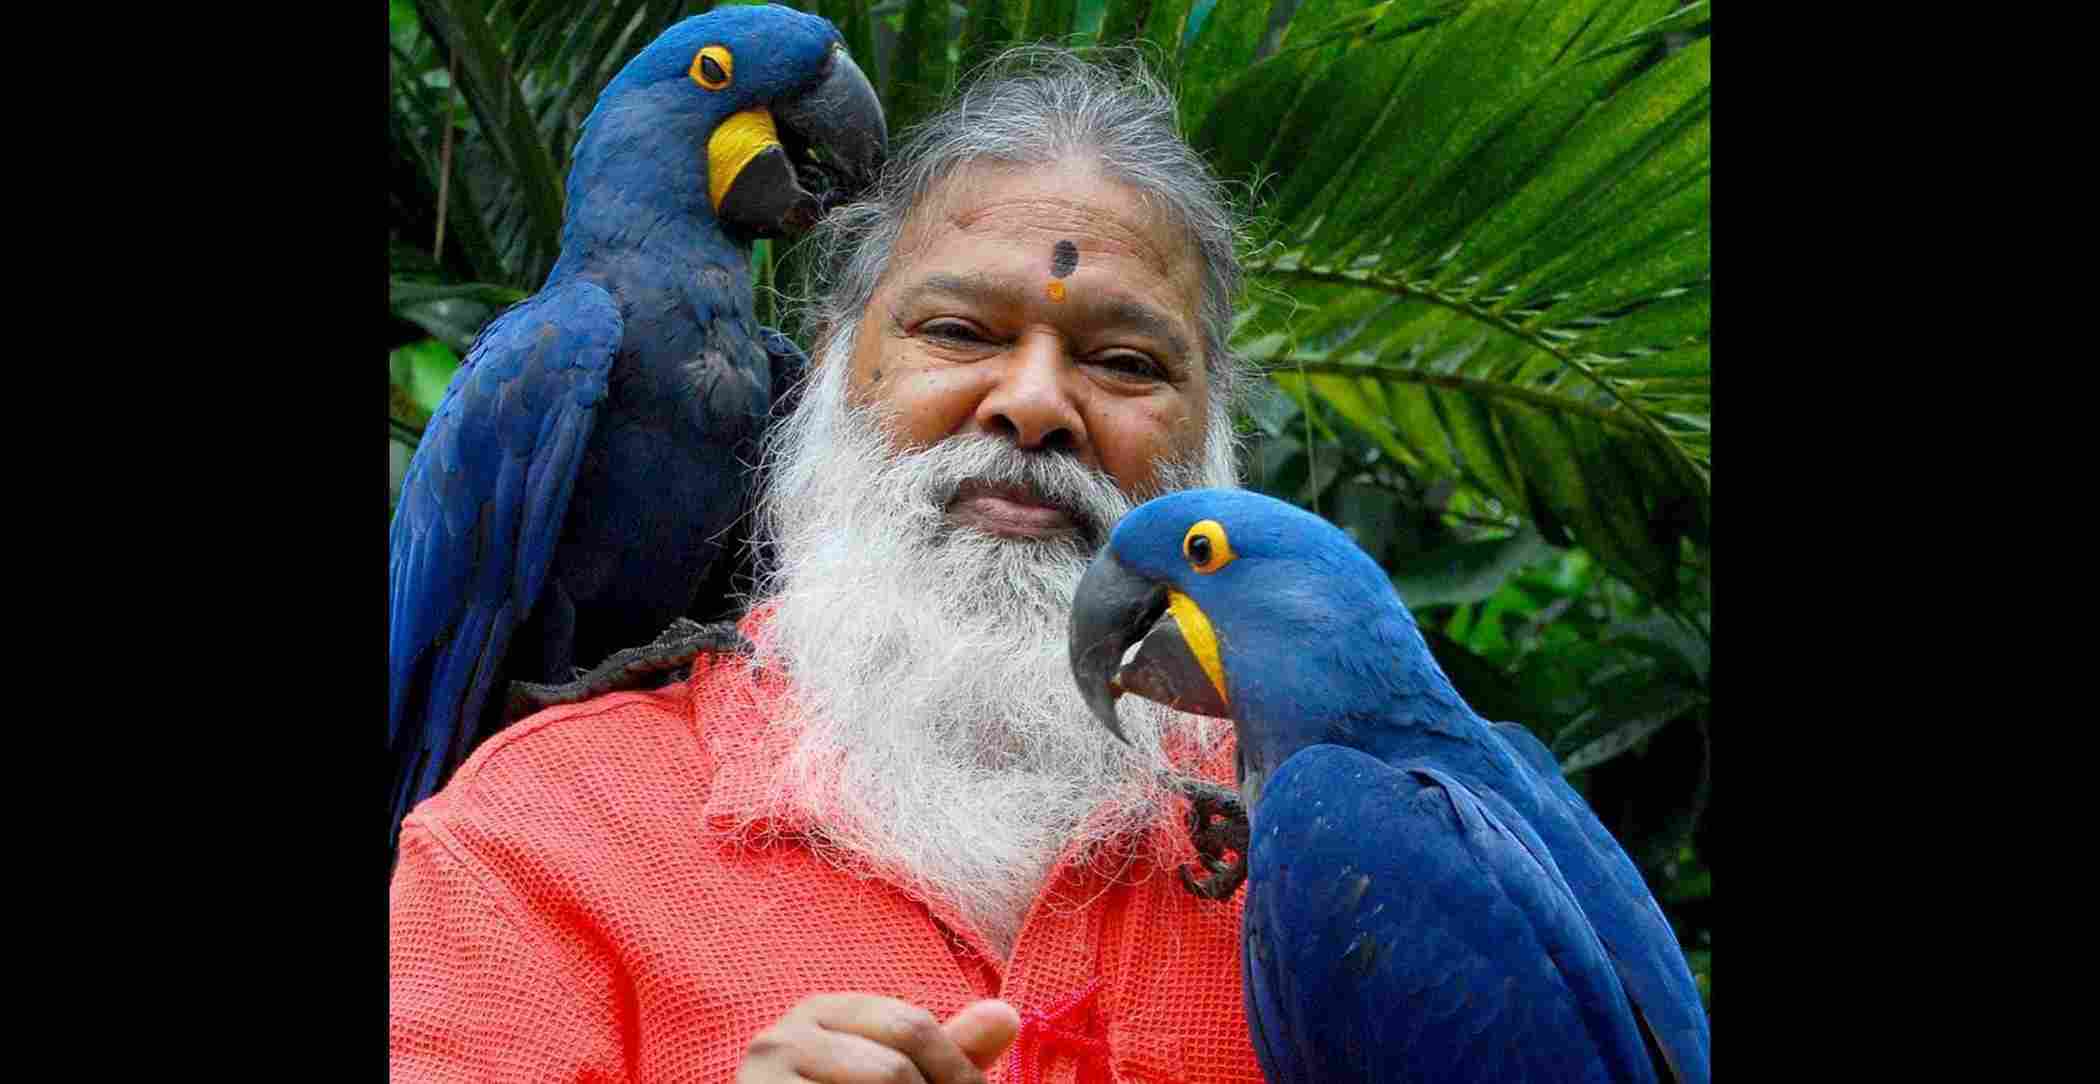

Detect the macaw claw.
xmin=503 ymin=618 xmax=751 ymax=723
xmin=1163 ymin=772 xmax=1249 ymax=900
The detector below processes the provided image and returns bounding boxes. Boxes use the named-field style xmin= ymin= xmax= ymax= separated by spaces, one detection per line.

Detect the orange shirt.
xmin=389 ymin=622 xmax=1264 ymax=1083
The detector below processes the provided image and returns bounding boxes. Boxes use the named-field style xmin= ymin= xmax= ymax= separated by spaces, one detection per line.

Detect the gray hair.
xmin=795 ymin=45 xmax=1254 ymax=415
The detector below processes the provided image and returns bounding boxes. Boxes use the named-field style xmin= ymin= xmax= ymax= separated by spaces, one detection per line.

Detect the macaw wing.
xmin=1490 ymin=721 xmax=1711 ymax=1084
xmin=652 ymin=321 xmax=806 ymax=627
xmin=387 ymin=280 xmax=622 ymax=847
xmin=1242 ymin=745 xmax=1657 ymax=1084
xmin=758 ymin=324 xmax=810 ymax=420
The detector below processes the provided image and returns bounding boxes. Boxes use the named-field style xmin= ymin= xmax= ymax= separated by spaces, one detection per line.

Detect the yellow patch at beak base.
xmin=707 ymin=108 xmax=781 ymax=211
xmin=1165 ymin=589 xmax=1231 ymax=708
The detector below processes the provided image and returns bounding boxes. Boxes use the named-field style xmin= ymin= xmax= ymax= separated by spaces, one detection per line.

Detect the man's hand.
xmin=737 ymin=994 xmax=1021 ymax=1083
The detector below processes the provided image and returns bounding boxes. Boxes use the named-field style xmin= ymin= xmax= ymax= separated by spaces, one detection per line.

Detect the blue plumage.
xmin=1078 ymin=488 xmax=1710 ymax=1083
xmin=388 ymin=5 xmax=883 ymax=863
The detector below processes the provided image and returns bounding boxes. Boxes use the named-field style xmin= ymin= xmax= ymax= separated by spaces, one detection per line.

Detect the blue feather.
xmin=1104 ymin=488 xmax=1711 ymax=1083
xmin=388 ymin=5 xmax=864 ymax=863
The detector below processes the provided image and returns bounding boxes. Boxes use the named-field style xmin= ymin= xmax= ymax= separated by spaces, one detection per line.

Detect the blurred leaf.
xmin=391 ymin=436 xmax=417 ymax=516
xmin=1686 ymin=948 xmax=1710 ymax=1008
xmin=1247 ymin=432 xmax=1352 ymax=510
xmin=394 ymin=297 xmax=501 ymax=355
xmin=1327 ymin=480 xmax=1404 ymax=563
xmin=391 ymin=339 xmax=463 ymax=416
xmin=1507 ymin=637 xmax=1611 ymax=727
xmin=389 ymin=280 xmax=529 ymax=309
xmin=1075 ymin=0 xmax=1110 ymax=36
xmin=1139 ymin=0 xmax=1195 ymax=69
xmin=958 ymin=0 xmax=1021 ymax=78
xmin=1607 ymin=610 xmax=1710 ymax=683
xmin=1391 ymin=527 xmax=1554 ymax=609
xmin=1176 ymin=0 xmax=1276 ymax=134
xmin=1560 ymin=712 xmax=1666 ymax=775
xmin=1558 ymin=683 xmax=1704 ymax=773
xmin=413 ymin=0 xmax=571 ymax=284
xmin=1664 ymin=867 xmax=1710 ymax=905
xmin=1244 ymin=378 xmax=1308 ymax=438
xmin=1024 ymin=0 xmax=1080 ymax=42
xmin=1422 ymin=626 xmax=1530 ymax=725
xmin=888 ymin=0 xmax=957 ymax=134
xmin=1096 ymin=0 xmax=1161 ymax=47
xmin=753 ymin=237 xmax=779 ymax=328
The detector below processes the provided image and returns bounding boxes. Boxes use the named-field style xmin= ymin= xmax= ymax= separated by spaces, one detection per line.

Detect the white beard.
xmin=741 ymin=333 xmax=1240 ymax=956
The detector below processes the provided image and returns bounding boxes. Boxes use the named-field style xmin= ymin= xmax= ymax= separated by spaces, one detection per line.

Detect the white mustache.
xmin=889 ymin=433 xmax=1134 ymax=550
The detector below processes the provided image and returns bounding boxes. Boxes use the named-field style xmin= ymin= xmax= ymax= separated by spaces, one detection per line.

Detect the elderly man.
xmin=391 ymin=49 xmax=1262 ymax=1084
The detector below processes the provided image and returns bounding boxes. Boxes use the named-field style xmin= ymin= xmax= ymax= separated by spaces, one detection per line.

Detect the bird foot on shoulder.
xmin=1160 ymin=773 xmax=1249 ymax=901
xmin=503 ymin=618 xmax=751 ymax=723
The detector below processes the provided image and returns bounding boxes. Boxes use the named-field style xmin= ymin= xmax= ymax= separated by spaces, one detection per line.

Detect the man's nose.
xmin=974 ymin=328 xmax=1087 ymax=457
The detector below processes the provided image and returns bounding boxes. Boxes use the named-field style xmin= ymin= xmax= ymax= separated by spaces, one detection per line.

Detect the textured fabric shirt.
xmin=389 ymin=619 xmax=1264 ymax=1083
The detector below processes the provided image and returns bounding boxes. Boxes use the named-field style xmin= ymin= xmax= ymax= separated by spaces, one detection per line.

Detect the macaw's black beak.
xmin=1069 ymin=550 xmax=1232 ymax=746
xmin=714 ymin=47 xmax=886 ymax=238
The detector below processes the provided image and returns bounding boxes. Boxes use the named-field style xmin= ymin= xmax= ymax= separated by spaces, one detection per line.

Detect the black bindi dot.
xmin=1051 ymin=239 xmax=1079 ymax=279
xmin=869 ymin=368 xmax=881 ymax=384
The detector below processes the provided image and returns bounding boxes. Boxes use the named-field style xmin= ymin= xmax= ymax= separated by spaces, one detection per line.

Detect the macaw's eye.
xmin=1183 ymin=519 xmax=1236 ymax=574
xmin=692 ymin=45 xmax=733 ymax=90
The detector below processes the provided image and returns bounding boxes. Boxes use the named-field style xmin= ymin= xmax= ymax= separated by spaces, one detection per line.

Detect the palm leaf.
xmin=1175 ymin=0 xmax=1276 ymax=131
xmin=391 ymin=0 xmax=706 ymax=289
xmin=1188 ymin=0 xmax=1710 ymax=601
xmin=885 ymin=0 xmax=958 ymax=136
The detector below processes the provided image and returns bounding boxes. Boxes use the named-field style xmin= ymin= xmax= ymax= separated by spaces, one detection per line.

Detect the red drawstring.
xmin=1004 ymin=977 xmax=1108 ymax=1084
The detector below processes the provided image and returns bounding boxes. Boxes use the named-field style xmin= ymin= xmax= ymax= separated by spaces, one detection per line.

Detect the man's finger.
xmin=786 ymin=1029 xmax=931 ymax=1084
xmin=943 ymin=1000 xmax=1020 ymax=1071
xmin=804 ymin=994 xmax=987 ymax=1084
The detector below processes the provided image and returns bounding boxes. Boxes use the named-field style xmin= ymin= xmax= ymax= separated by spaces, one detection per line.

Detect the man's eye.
xmin=920 ymin=320 xmax=988 ymax=344
xmin=1095 ymin=352 xmax=1166 ymax=380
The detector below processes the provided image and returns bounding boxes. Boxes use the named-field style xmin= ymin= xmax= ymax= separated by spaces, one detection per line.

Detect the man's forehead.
xmin=896 ymin=160 xmax=1196 ymax=282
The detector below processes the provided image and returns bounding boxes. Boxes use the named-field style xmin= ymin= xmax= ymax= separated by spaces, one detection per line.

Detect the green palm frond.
xmin=1196 ymin=0 xmax=1710 ymax=602
xmin=390 ymin=0 xmax=697 ymax=288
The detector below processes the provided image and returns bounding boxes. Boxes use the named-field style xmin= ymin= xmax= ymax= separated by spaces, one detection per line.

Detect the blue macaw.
xmin=1069 ymin=488 xmax=1710 ymax=1084
xmin=387 ymin=5 xmax=884 ymax=865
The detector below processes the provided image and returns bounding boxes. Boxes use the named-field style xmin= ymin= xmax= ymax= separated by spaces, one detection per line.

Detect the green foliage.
xmin=391 ymin=338 xmax=460 ymax=421
xmin=386 ymin=0 xmax=1712 ymax=1007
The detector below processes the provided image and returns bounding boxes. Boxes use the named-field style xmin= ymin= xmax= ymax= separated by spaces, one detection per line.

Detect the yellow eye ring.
xmin=1182 ymin=519 xmax=1236 ymax=574
xmin=691 ymin=45 xmax=733 ymax=90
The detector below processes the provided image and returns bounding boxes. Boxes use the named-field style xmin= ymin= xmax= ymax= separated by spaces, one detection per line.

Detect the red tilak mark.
xmin=1005 ymin=977 xmax=1108 ymax=1084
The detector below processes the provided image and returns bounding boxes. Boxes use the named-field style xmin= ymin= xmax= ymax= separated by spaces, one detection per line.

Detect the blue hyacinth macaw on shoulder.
xmin=1070 ymin=488 xmax=1710 ymax=1084
xmin=388 ymin=5 xmax=884 ymax=864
